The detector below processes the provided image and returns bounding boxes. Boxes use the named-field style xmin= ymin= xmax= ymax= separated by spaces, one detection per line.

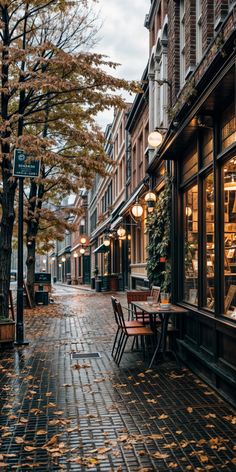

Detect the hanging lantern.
xmin=144 ymin=191 xmax=157 ymax=213
xmin=148 ymin=130 xmax=163 ymax=148
xmin=103 ymin=235 xmax=110 ymax=247
xmin=131 ymin=200 xmax=143 ymax=218
xmin=117 ymin=226 xmax=126 ymax=237
xmin=144 ymin=191 xmax=157 ymax=203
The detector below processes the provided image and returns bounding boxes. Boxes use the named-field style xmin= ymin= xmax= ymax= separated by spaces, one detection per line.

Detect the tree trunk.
xmin=0 ymin=188 xmax=15 ymax=318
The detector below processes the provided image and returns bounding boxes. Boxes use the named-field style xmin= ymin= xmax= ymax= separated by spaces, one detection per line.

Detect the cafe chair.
xmin=112 ymin=297 xmax=155 ymax=366
xmin=111 ymin=296 xmax=145 ymax=361
xmin=126 ymin=290 xmax=151 ymax=323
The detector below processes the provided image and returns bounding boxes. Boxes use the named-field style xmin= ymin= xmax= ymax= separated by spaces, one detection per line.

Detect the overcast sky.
xmin=94 ymin=0 xmax=150 ymax=129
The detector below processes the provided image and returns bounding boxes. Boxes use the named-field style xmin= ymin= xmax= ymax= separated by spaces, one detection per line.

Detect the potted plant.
xmin=0 ymin=293 xmax=15 ymax=346
xmin=91 ymin=266 xmax=99 ymax=289
xmin=146 ymin=177 xmax=172 ymax=292
xmin=110 ymin=273 xmax=119 ymax=291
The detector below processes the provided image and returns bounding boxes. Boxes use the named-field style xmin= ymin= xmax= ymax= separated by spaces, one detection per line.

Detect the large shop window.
xmin=203 ymin=173 xmax=215 ymax=310
xmin=224 ymin=158 xmax=236 ymax=319
xmin=183 ymin=185 xmax=198 ymax=305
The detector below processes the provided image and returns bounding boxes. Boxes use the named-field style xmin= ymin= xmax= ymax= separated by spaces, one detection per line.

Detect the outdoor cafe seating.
xmin=112 ymin=289 xmax=183 ymax=367
xmin=127 ymin=287 xmax=161 ymax=324
xmin=111 ymin=296 xmax=155 ymax=366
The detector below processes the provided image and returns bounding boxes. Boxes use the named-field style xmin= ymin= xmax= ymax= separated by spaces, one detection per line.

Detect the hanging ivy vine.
xmin=146 ymin=177 xmax=172 ymax=291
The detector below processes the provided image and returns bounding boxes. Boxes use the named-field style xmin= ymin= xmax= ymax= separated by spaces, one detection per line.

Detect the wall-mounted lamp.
xmin=144 ymin=191 xmax=157 ymax=213
xmin=131 ymin=189 xmax=158 ymax=218
xmin=103 ymin=235 xmax=110 ymax=247
xmin=148 ymin=127 xmax=168 ymax=148
xmin=80 ymin=236 xmax=87 ymax=245
xmin=117 ymin=226 xmax=126 ymax=237
xmin=51 ymin=256 xmax=55 ymax=261
xmin=73 ymin=251 xmax=78 ymax=258
xmin=80 ymin=246 xmax=85 ymax=255
xmin=131 ymin=199 xmax=144 ymax=218
xmin=61 ymin=256 xmax=66 ymax=262
xmin=103 ymin=227 xmax=111 ymax=247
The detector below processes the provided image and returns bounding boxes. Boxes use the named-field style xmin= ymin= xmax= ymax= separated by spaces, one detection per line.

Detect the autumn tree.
xmin=0 ymin=0 xmax=139 ymax=317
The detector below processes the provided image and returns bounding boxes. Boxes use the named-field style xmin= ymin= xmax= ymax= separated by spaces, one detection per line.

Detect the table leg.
xmin=148 ymin=313 xmax=170 ymax=368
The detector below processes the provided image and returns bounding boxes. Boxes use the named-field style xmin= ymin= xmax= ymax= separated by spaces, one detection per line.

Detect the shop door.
xmin=83 ymin=255 xmax=91 ymax=284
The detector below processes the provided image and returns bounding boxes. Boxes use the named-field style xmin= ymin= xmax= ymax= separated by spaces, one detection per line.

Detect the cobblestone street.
xmin=0 ymin=286 xmax=235 ymax=471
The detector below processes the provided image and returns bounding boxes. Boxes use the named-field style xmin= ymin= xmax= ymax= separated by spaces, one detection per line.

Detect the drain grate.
xmin=71 ymin=352 xmax=101 ymax=360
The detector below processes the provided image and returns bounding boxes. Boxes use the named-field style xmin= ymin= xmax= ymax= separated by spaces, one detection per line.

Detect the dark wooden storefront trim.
xmin=178 ymin=338 xmax=236 ymax=407
xmin=176 ymin=305 xmax=236 ymax=407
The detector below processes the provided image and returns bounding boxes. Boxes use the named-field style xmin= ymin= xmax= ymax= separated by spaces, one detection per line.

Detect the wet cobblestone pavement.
xmin=0 ymin=286 xmax=236 ymax=471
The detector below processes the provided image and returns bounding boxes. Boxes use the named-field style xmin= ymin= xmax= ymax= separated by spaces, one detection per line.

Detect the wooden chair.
xmin=111 ymin=296 xmax=144 ymax=361
xmin=126 ymin=290 xmax=151 ymax=322
xmin=112 ymin=298 xmax=155 ymax=366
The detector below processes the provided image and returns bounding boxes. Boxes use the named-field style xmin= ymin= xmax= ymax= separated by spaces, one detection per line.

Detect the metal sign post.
xmin=13 ymin=149 xmax=40 ymax=345
xmin=15 ymin=176 xmax=26 ymax=345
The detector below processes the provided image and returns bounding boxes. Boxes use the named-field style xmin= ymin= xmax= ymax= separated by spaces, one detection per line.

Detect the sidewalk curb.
xmin=53 ymin=282 xmax=95 ymax=293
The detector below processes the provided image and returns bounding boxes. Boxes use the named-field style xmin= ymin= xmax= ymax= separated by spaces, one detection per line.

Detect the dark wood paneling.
xmin=181 ymin=152 xmax=198 ymax=184
xmin=199 ymin=322 xmax=214 ymax=352
xmin=218 ymin=331 xmax=236 ymax=368
xmin=184 ymin=313 xmax=198 ymax=344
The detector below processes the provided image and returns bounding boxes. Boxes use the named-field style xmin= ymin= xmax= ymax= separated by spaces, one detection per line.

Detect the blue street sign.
xmin=13 ymin=149 xmax=40 ymax=177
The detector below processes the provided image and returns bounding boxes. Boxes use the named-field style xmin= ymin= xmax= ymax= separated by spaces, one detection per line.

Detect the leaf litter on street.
xmin=0 ymin=289 xmax=235 ymax=471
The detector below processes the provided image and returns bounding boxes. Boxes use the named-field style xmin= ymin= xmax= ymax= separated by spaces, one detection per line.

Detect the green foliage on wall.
xmin=146 ymin=177 xmax=172 ymax=291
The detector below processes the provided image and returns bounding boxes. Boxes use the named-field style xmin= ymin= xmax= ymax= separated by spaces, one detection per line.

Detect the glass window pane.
xmin=224 ymin=159 xmax=236 ymax=320
xmin=183 ymin=185 xmax=198 ymax=305
xmin=203 ymin=173 xmax=215 ymax=310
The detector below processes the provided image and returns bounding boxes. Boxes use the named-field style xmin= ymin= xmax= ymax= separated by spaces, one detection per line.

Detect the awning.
xmin=110 ymin=216 xmax=123 ymax=231
xmin=119 ymin=183 xmax=145 ymax=216
xmin=90 ymin=217 xmax=111 ymax=242
xmin=93 ymin=244 xmax=109 ymax=254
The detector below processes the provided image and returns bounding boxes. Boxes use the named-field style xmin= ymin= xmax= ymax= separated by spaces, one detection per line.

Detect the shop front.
xmin=162 ymin=63 xmax=236 ymax=406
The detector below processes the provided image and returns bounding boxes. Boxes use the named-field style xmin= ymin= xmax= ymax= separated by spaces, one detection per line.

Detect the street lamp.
xmin=61 ymin=256 xmax=66 ymax=282
xmin=58 ymin=263 xmax=62 ymax=282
